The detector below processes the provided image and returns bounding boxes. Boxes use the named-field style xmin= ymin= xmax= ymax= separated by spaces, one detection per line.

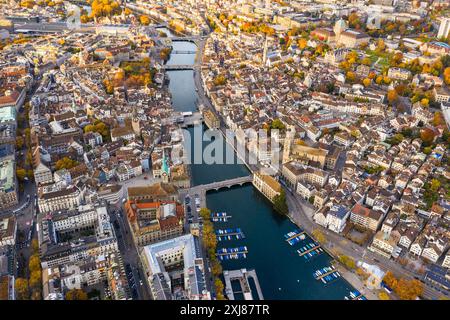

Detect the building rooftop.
xmin=0 ymin=106 xmax=15 ymax=123
xmin=0 ymin=159 xmax=15 ymax=193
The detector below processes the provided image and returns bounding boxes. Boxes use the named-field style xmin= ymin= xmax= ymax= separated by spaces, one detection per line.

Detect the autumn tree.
xmin=387 ymin=89 xmax=398 ymax=105
xmin=65 ymin=289 xmax=88 ymax=300
xmin=420 ymin=128 xmax=435 ymax=145
xmin=420 ymin=98 xmax=429 ymax=107
xmin=312 ymin=228 xmax=326 ymax=244
xmin=31 ymin=239 xmax=39 ymax=253
xmin=363 ymin=78 xmax=371 ymax=87
xmin=444 ymin=67 xmax=450 ymax=85
xmin=55 ymin=157 xmax=79 ymax=170
xmin=29 ymin=270 xmax=42 ymax=290
xmin=346 ymin=71 xmax=356 ymax=84
xmin=378 ymin=291 xmax=390 ymax=300
xmin=395 ymin=279 xmax=423 ymax=300
xmin=15 ymin=278 xmax=29 ymax=300
xmin=338 ymin=255 xmax=356 ymax=269
xmin=139 ymin=15 xmax=151 ymax=25
xmin=16 ymin=168 xmax=27 ymax=181
xmin=382 ymin=271 xmax=398 ymax=289
xmin=215 ymin=278 xmax=225 ymax=300
xmin=29 ymin=254 xmax=41 ymax=273
xmin=16 ymin=136 xmax=24 ymax=149
xmin=297 ymin=38 xmax=307 ymax=50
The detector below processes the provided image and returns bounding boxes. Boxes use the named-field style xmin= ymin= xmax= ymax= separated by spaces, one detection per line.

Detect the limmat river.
xmin=162 ymin=28 xmax=355 ymax=299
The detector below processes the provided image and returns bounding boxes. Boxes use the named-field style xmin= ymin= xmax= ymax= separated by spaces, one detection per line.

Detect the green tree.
xmin=273 ymin=189 xmax=288 ymax=215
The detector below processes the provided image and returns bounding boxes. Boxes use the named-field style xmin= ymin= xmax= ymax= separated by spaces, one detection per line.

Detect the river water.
xmin=161 ymin=27 xmax=355 ymax=299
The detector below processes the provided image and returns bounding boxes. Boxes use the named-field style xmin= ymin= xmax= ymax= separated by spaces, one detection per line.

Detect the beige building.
xmin=34 ymin=162 xmax=53 ymax=185
xmin=0 ymin=159 xmax=18 ymax=210
xmin=125 ymin=200 xmax=184 ymax=247
xmin=350 ymin=203 xmax=384 ymax=232
xmin=0 ymin=215 xmax=17 ymax=246
xmin=203 ymin=110 xmax=220 ymax=130
xmin=290 ymin=144 xmax=328 ymax=168
xmin=253 ymin=173 xmax=281 ymax=203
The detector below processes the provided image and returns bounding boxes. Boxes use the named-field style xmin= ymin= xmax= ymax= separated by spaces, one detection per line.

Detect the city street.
xmin=108 ymin=203 xmax=151 ymax=300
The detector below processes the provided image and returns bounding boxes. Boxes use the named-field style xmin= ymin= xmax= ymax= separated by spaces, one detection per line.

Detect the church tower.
xmin=262 ymin=36 xmax=268 ymax=67
xmin=333 ymin=18 xmax=347 ymax=40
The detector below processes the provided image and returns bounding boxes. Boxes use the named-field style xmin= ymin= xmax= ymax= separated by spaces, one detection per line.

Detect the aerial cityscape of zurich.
xmin=0 ymin=0 xmax=449 ymax=305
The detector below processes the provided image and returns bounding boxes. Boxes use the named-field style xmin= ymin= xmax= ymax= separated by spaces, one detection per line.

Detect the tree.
xmin=420 ymin=98 xmax=429 ymax=107
xmin=420 ymin=128 xmax=435 ymax=145
xmin=65 ymin=289 xmax=88 ymax=300
xmin=346 ymin=71 xmax=356 ymax=83
xmin=215 ymin=278 xmax=225 ymax=298
xmin=382 ymin=271 xmax=398 ymax=289
xmin=430 ymin=178 xmax=441 ymax=192
xmin=16 ymin=168 xmax=27 ymax=181
xmin=387 ymin=89 xmax=398 ymax=105
xmin=273 ymin=189 xmax=288 ymax=215
xmin=55 ymin=157 xmax=78 ymax=170
xmin=375 ymin=75 xmax=383 ymax=85
xmin=378 ymin=291 xmax=390 ymax=300
xmin=29 ymin=270 xmax=42 ymax=290
xmin=297 ymin=38 xmax=307 ymax=50
xmin=363 ymin=78 xmax=371 ymax=87
xmin=270 ymin=119 xmax=286 ymax=131
xmin=139 ymin=15 xmax=150 ymax=25
xmin=16 ymin=136 xmax=24 ymax=149
xmin=444 ymin=67 xmax=450 ymax=85
xmin=15 ymin=278 xmax=29 ymax=300
xmin=338 ymin=255 xmax=356 ymax=269
xmin=29 ymin=254 xmax=41 ymax=273
xmin=395 ymin=279 xmax=423 ymax=300
xmin=31 ymin=239 xmax=39 ymax=253
xmin=433 ymin=112 xmax=446 ymax=127
xmin=312 ymin=228 xmax=326 ymax=244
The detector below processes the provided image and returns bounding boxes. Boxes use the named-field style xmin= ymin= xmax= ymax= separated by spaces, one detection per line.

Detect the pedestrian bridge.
xmin=162 ymin=64 xmax=199 ymax=71
xmin=182 ymin=175 xmax=253 ymax=195
xmin=171 ymin=50 xmax=197 ymax=54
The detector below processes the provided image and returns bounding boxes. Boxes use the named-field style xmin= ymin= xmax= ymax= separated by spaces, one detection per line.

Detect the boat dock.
xmin=297 ymin=242 xmax=323 ymax=260
xmin=211 ymin=212 xmax=232 ymax=222
xmin=344 ymin=290 xmax=366 ymax=300
xmin=223 ymin=269 xmax=264 ymax=300
xmin=217 ymin=246 xmax=248 ymax=260
xmin=284 ymin=229 xmax=306 ymax=246
xmin=313 ymin=266 xmax=341 ymax=284
xmin=216 ymin=228 xmax=245 ymax=241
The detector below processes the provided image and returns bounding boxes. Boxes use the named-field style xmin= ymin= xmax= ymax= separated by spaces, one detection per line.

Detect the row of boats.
xmin=344 ymin=290 xmax=367 ymax=300
xmin=284 ymin=229 xmax=306 ymax=246
xmin=218 ymin=253 xmax=247 ymax=261
xmin=216 ymin=228 xmax=245 ymax=241
xmin=211 ymin=212 xmax=232 ymax=222
xmin=216 ymin=246 xmax=248 ymax=260
xmin=313 ymin=266 xmax=341 ymax=284
xmin=297 ymin=242 xmax=324 ymax=261
xmin=283 ymin=229 xmax=324 ymax=261
xmin=212 ymin=212 xmax=248 ymax=259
